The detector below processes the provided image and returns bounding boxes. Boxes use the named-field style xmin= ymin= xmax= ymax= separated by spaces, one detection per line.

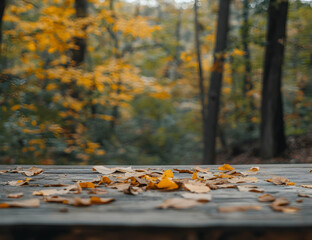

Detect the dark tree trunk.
xmin=260 ymin=0 xmax=288 ymax=159
xmin=204 ymin=0 xmax=231 ymax=164
xmin=194 ymin=0 xmax=208 ymax=162
xmin=241 ymin=0 xmax=252 ymax=95
xmin=0 ymin=0 xmax=6 ymax=58
xmin=72 ymin=0 xmax=87 ymax=67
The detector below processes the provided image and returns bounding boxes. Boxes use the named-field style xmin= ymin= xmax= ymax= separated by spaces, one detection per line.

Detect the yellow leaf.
xmin=161 ymin=169 xmax=174 ymax=179
xmin=79 ymin=182 xmax=95 ymax=188
xmin=218 ymin=164 xmax=235 ymax=171
xmin=157 ymin=178 xmax=179 ymax=190
xmin=192 ymin=171 xmax=198 ymax=180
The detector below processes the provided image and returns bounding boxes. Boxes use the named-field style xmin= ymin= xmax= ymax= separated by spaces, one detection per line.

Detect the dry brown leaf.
xmin=181 ymin=193 xmax=211 ymax=203
xmin=265 ymin=176 xmax=290 ymax=185
xmin=298 ymin=192 xmax=312 ymax=198
xmin=216 ymin=184 xmax=237 ymax=189
xmin=302 ymin=185 xmax=312 ymax=189
xmin=88 ymin=188 xmax=108 ymax=195
xmin=157 ymin=178 xmax=179 ymax=190
xmin=237 ymin=185 xmax=264 ymax=193
xmin=158 ymin=198 xmax=203 ymax=209
xmin=216 ymin=173 xmax=234 ymax=179
xmin=92 ymin=166 xmax=132 ymax=175
xmin=0 ymin=198 xmax=40 ymax=208
xmin=229 ymin=176 xmax=258 ymax=184
xmin=193 ymin=166 xmax=210 ymax=173
xmin=20 ymin=166 xmax=43 ymax=176
xmin=218 ymin=164 xmax=235 ymax=171
xmin=7 ymin=179 xmax=31 ymax=186
xmin=174 ymin=169 xmax=193 ymax=174
xmin=44 ymin=183 xmax=68 ymax=187
xmin=296 ymin=199 xmax=303 ymax=203
xmin=310 ymin=169 xmax=312 ymax=173
xmin=184 ymin=183 xmax=210 ymax=193
xmin=258 ymin=193 xmax=275 ymax=202
xmin=0 ymin=170 xmax=7 ymax=174
xmin=7 ymin=193 xmax=24 ymax=198
xmin=123 ymin=186 xmax=143 ymax=195
xmin=43 ymin=196 xmax=69 ymax=203
xmin=110 ymin=182 xmax=131 ymax=191
xmin=218 ymin=205 xmax=261 ymax=213
xmin=33 ymin=189 xmax=68 ymax=196
xmin=270 ymin=198 xmax=299 ymax=213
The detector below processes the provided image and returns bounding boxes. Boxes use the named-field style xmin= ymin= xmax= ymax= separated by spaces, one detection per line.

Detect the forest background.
xmin=0 ymin=0 xmax=311 ymax=165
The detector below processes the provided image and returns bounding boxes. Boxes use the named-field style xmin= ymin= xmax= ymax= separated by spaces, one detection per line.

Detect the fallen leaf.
xmin=228 ymin=177 xmax=258 ymax=184
xmin=7 ymin=193 xmax=24 ymax=198
xmin=194 ymin=166 xmax=210 ymax=173
xmin=174 ymin=169 xmax=193 ymax=174
xmin=0 ymin=170 xmax=7 ymax=174
xmin=90 ymin=196 xmax=115 ymax=204
xmin=0 ymin=199 xmax=40 ymax=208
xmin=72 ymin=197 xmax=91 ymax=207
xmin=216 ymin=173 xmax=233 ymax=179
xmin=218 ymin=164 xmax=235 ymax=171
xmin=20 ymin=166 xmax=43 ymax=176
xmin=298 ymin=192 xmax=312 ymax=198
xmin=7 ymin=179 xmax=30 ymax=186
xmin=258 ymin=193 xmax=275 ymax=202
xmin=43 ymin=183 xmax=68 ymax=187
xmin=302 ymin=185 xmax=312 ymax=189
xmin=79 ymin=182 xmax=95 ymax=188
xmin=157 ymin=178 xmax=179 ymax=190
xmin=265 ymin=176 xmax=290 ymax=185
xmin=237 ymin=185 xmax=264 ymax=193
xmin=248 ymin=166 xmax=260 ymax=172
xmin=33 ymin=189 xmax=68 ymax=196
xmin=88 ymin=188 xmax=108 ymax=195
xmin=216 ymin=184 xmax=237 ymax=189
xmin=310 ymin=169 xmax=312 ymax=173
xmin=296 ymin=199 xmax=303 ymax=203
xmin=161 ymin=169 xmax=174 ymax=179
xmin=43 ymin=196 xmax=69 ymax=203
xmin=184 ymin=183 xmax=210 ymax=193
xmin=270 ymin=198 xmax=299 ymax=213
xmin=123 ymin=186 xmax=142 ymax=195
xmin=92 ymin=166 xmax=132 ymax=175
xmin=218 ymin=205 xmax=261 ymax=213
xmin=181 ymin=193 xmax=211 ymax=202
xmin=158 ymin=198 xmax=203 ymax=209
xmin=192 ymin=171 xmax=198 ymax=180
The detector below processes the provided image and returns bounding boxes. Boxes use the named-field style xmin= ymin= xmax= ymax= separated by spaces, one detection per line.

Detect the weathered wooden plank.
xmin=0 ymin=164 xmax=311 ymax=232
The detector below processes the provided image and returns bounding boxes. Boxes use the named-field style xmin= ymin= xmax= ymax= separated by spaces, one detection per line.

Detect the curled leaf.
xmin=218 ymin=164 xmax=234 ymax=171
xmin=20 ymin=167 xmax=43 ymax=177
xmin=258 ymin=193 xmax=275 ymax=202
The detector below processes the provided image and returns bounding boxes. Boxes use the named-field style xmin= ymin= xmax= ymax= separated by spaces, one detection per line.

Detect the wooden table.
xmin=0 ymin=164 xmax=312 ymax=240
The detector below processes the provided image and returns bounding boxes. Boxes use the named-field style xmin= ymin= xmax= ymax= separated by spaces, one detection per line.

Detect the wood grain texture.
xmin=0 ymin=164 xmax=311 ymax=235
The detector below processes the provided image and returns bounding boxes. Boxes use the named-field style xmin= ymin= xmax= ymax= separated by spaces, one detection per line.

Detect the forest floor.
xmin=217 ymin=135 xmax=312 ymax=165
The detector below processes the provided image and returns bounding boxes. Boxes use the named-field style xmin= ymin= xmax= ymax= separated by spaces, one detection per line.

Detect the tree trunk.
xmin=260 ymin=0 xmax=288 ymax=159
xmin=241 ymin=0 xmax=252 ymax=95
xmin=204 ymin=0 xmax=231 ymax=164
xmin=194 ymin=0 xmax=208 ymax=162
xmin=72 ymin=0 xmax=87 ymax=67
xmin=0 ymin=0 xmax=6 ymax=58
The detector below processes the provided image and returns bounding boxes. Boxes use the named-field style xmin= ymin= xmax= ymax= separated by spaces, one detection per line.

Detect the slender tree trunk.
xmin=72 ymin=0 xmax=87 ymax=67
xmin=0 ymin=0 xmax=6 ymax=58
xmin=194 ymin=0 xmax=208 ymax=162
xmin=110 ymin=0 xmax=122 ymax=131
xmin=260 ymin=0 xmax=288 ymax=159
xmin=204 ymin=0 xmax=231 ymax=164
xmin=241 ymin=0 xmax=252 ymax=95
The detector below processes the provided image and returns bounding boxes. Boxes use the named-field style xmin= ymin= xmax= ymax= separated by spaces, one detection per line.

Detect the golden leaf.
xmin=79 ymin=182 xmax=95 ymax=188
xmin=157 ymin=178 xmax=179 ymax=190
xmin=218 ymin=164 xmax=235 ymax=171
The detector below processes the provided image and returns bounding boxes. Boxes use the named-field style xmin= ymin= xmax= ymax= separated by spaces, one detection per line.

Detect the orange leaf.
xmin=157 ymin=178 xmax=179 ymax=190
xmin=161 ymin=169 xmax=174 ymax=179
xmin=79 ymin=182 xmax=95 ymax=188
xmin=218 ymin=164 xmax=234 ymax=171
xmin=192 ymin=171 xmax=198 ymax=180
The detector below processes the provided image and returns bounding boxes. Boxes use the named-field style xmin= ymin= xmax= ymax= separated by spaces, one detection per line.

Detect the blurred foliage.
xmin=0 ymin=0 xmax=311 ymax=165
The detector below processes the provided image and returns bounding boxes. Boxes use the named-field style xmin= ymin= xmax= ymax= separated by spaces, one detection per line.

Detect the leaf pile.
xmin=0 ymin=164 xmax=309 ymax=213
